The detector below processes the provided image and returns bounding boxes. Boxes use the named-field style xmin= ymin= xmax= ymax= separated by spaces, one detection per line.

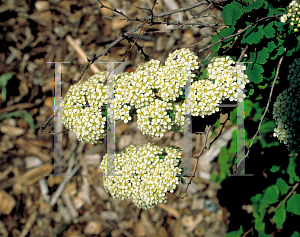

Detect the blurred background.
xmin=0 ymin=0 xmax=238 ymax=236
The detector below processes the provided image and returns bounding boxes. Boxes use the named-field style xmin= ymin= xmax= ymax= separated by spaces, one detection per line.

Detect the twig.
xmin=104 ymin=16 xmax=225 ymax=28
xmin=97 ymin=0 xmax=132 ymax=20
xmin=242 ymin=182 xmax=299 ymax=237
xmin=49 ymin=153 xmax=80 ymax=207
xmin=268 ymin=182 xmax=299 ymax=214
xmin=19 ymin=210 xmax=38 ymax=237
xmin=187 ymin=26 xmax=227 ymax=48
xmin=66 ymin=35 xmax=100 ymax=78
xmin=237 ymin=45 xmax=249 ymax=63
xmin=74 ymin=0 xmax=228 ymax=84
xmin=208 ymin=114 xmax=229 ymax=149
xmin=151 ymin=2 xmax=213 ymax=33
xmin=237 ymin=53 xmax=285 ymax=170
xmin=182 ymin=125 xmax=212 ymax=198
xmin=103 ymin=19 xmax=148 ymax=85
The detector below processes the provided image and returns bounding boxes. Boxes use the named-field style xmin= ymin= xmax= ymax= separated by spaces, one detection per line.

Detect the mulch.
xmin=0 ymin=0 xmax=235 ymax=236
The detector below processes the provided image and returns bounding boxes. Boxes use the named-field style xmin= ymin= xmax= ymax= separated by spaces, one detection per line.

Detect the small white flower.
xmin=280 ymin=14 xmax=288 ymax=22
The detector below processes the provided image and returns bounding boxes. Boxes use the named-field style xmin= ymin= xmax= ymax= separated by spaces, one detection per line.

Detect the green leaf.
xmin=220 ymin=27 xmax=235 ymax=37
xmin=266 ymin=41 xmax=276 ymax=53
xmin=211 ymin=34 xmax=219 ymax=44
xmin=224 ymin=226 xmax=243 ymax=237
xmin=246 ymin=64 xmax=264 ymax=84
xmin=270 ymin=165 xmax=280 ymax=173
xmin=258 ymin=199 xmax=269 ymax=216
xmin=241 ymin=25 xmax=264 ymax=45
xmin=271 ymin=45 xmax=285 ymax=60
xmin=286 ymin=194 xmax=300 ymax=215
xmin=264 ymin=185 xmax=279 ymax=204
xmin=242 ymin=0 xmax=264 ymax=12
xmin=287 ymin=156 xmax=300 ymax=184
xmin=180 ymin=178 xmax=186 ymax=184
xmin=254 ymin=217 xmax=265 ymax=232
xmin=275 ymin=178 xmax=290 ymax=196
xmin=291 ymin=231 xmax=300 ymax=237
xmin=249 ymin=48 xmax=269 ymax=65
xmin=263 ymin=22 xmax=275 ymax=39
xmin=222 ymin=3 xmax=242 ymax=26
xmin=251 ymin=193 xmax=262 ymax=203
xmin=260 ymin=120 xmax=275 ymax=134
xmin=273 ymin=203 xmax=286 ymax=228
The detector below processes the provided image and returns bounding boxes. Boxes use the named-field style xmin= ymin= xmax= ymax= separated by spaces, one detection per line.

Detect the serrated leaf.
xmin=273 ymin=203 xmax=286 ymax=228
xmin=242 ymin=0 xmax=264 ymax=12
xmin=287 ymin=156 xmax=300 ymax=184
xmin=211 ymin=42 xmax=221 ymax=52
xmin=270 ymin=165 xmax=280 ymax=173
xmin=241 ymin=25 xmax=264 ymax=45
xmin=211 ymin=34 xmax=219 ymax=44
xmin=254 ymin=217 xmax=265 ymax=232
xmin=260 ymin=120 xmax=275 ymax=133
xmin=258 ymin=199 xmax=269 ymax=216
xmin=264 ymin=185 xmax=279 ymax=204
xmin=224 ymin=226 xmax=243 ymax=237
xmin=246 ymin=64 xmax=264 ymax=84
xmin=275 ymin=178 xmax=290 ymax=196
xmin=286 ymin=194 xmax=300 ymax=215
xmin=222 ymin=3 xmax=242 ymax=26
xmin=251 ymin=193 xmax=263 ymax=203
xmin=249 ymin=48 xmax=269 ymax=65
xmin=291 ymin=231 xmax=300 ymax=237
xmin=219 ymin=27 xmax=235 ymax=37
xmin=264 ymin=22 xmax=275 ymax=39
xmin=267 ymin=41 xmax=276 ymax=53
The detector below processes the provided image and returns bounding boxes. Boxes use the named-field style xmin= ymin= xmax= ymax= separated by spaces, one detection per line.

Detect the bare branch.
xmin=181 ymin=125 xmax=212 ymax=198
xmin=237 ymin=52 xmax=285 ymax=170
xmin=74 ymin=0 xmax=228 ymax=84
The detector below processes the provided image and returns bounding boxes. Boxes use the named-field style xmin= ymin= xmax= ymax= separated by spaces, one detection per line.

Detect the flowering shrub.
xmin=191 ymin=56 xmax=249 ymax=118
xmin=61 ymin=72 xmax=108 ymax=144
xmin=61 ymin=49 xmax=249 ymax=142
xmin=99 ymin=143 xmax=182 ymax=209
xmin=273 ymin=58 xmax=300 ymax=151
xmin=280 ymin=0 xmax=300 ymax=32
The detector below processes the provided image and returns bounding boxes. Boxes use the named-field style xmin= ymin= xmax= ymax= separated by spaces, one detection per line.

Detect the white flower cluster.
xmin=280 ymin=0 xmax=300 ymax=32
xmin=61 ymin=72 xmax=108 ymax=144
xmin=273 ymin=58 xmax=300 ymax=151
xmin=137 ymin=100 xmax=173 ymax=137
xmin=62 ymin=48 xmax=250 ymax=142
xmin=113 ymin=48 xmax=200 ymax=137
xmin=100 ymin=143 xmax=182 ymax=209
xmin=190 ymin=56 xmax=249 ymax=118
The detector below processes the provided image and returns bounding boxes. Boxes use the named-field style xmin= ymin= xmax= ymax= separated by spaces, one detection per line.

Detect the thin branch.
xmin=237 ymin=45 xmax=249 ymax=63
xmin=151 ymin=2 xmax=213 ymax=33
xmin=187 ymin=26 xmax=228 ymax=48
xmin=242 ymin=182 xmax=299 ymax=237
xmin=268 ymin=182 xmax=299 ymax=214
xmin=181 ymin=125 xmax=212 ymax=198
xmin=97 ymin=0 xmax=131 ymax=20
xmin=237 ymin=53 xmax=285 ymax=169
xmin=74 ymin=0 xmax=228 ymax=84
xmin=103 ymin=19 xmax=148 ymax=85
xmin=208 ymin=114 xmax=229 ymax=150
